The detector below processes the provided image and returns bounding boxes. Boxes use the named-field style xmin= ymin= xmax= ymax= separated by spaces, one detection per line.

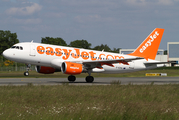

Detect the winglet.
xmin=128 ymin=28 xmax=165 ymax=60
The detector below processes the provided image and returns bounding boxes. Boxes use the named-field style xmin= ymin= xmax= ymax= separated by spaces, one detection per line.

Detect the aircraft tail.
xmin=129 ymin=28 xmax=165 ymax=60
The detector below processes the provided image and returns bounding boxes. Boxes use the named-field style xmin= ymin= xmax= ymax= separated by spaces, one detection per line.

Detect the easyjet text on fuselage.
xmin=37 ymin=46 xmax=124 ymax=61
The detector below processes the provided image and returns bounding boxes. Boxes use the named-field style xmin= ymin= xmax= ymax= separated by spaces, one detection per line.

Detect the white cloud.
xmin=158 ymin=0 xmax=173 ymax=5
xmin=6 ymin=3 xmax=42 ymax=15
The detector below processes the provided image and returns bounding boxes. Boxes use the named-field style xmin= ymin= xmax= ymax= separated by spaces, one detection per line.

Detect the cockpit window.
xmin=11 ymin=46 xmax=16 ymax=48
xmin=11 ymin=46 xmax=23 ymax=50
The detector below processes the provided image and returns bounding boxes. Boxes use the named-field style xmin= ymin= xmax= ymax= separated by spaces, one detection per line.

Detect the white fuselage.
xmin=3 ymin=42 xmax=161 ymax=74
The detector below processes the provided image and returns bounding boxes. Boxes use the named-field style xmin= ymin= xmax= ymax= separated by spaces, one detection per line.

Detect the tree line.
xmin=41 ymin=37 xmax=120 ymax=53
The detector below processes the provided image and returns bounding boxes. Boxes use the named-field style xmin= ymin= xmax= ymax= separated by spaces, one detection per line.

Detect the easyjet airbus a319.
xmin=3 ymin=28 xmax=167 ymax=83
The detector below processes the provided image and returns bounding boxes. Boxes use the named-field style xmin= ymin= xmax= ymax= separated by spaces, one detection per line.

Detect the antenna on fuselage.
xmin=31 ymin=40 xmax=34 ymax=43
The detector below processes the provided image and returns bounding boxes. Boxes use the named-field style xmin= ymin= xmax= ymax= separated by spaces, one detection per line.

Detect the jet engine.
xmin=61 ymin=62 xmax=83 ymax=75
xmin=35 ymin=66 xmax=57 ymax=74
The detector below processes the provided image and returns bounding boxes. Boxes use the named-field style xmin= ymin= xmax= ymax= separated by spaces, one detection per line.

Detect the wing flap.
xmin=82 ymin=57 xmax=143 ymax=64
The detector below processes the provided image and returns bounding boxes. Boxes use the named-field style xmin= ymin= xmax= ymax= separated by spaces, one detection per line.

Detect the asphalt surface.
xmin=0 ymin=77 xmax=179 ymax=86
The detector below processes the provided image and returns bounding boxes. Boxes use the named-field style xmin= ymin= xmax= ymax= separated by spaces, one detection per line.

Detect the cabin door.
xmin=30 ymin=44 xmax=36 ymax=56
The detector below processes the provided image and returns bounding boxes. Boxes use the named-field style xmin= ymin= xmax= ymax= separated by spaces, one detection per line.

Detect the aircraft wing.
xmin=144 ymin=61 xmax=175 ymax=65
xmin=73 ymin=57 xmax=144 ymax=69
xmin=83 ymin=57 xmax=143 ymax=64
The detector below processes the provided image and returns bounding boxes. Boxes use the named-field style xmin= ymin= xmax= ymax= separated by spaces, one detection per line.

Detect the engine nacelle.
xmin=35 ymin=66 xmax=56 ymax=74
xmin=61 ymin=62 xmax=83 ymax=75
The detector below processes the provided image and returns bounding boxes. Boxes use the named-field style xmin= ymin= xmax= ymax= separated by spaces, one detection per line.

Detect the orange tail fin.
xmin=129 ymin=28 xmax=165 ymax=60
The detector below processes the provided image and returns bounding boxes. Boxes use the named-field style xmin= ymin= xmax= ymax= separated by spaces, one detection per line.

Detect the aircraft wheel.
xmin=24 ymin=72 xmax=29 ymax=76
xmin=68 ymin=75 xmax=76 ymax=82
xmin=86 ymin=76 xmax=94 ymax=83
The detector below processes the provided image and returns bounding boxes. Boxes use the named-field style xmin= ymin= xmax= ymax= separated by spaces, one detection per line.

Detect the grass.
xmin=0 ymin=67 xmax=179 ymax=119
xmin=0 ymin=84 xmax=179 ymax=119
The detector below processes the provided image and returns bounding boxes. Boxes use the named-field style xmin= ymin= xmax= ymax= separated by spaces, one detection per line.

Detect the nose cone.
xmin=2 ymin=49 xmax=11 ymax=59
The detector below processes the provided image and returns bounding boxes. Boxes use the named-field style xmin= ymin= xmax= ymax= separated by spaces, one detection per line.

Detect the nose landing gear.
xmin=24 ymin=71 xmax=29 ymax=76
xmin=24 ymin=64 xmax=31 ymax=76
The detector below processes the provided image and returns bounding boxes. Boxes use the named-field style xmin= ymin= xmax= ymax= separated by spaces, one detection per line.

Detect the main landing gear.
xmin=68 ymin=75 xmax=76 ymax=82
xmin=68 ymin=70 xmax=94 ymax=83
xmin=85 ymin=70 xmax=94 ymax=83
xmin=24 ymin=64 xmax=31 ymax=76
xmin=67 ymin=75 xmax=94 ymax=83
xmin=85 ymin=76 xmax=94 ymax=83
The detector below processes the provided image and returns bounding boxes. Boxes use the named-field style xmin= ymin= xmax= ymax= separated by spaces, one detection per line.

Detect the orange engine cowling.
xmin=35 ymin=66 xmax=56 ymax=74
xmin=61 ymin=62 xmax=83 ymax=75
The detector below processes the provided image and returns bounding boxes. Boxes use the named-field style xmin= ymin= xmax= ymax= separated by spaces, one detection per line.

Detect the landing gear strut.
xmin=68 ymin=75 xmax=76 ymax=82
xmin=24 ymin=64 xmax=31 ymax=76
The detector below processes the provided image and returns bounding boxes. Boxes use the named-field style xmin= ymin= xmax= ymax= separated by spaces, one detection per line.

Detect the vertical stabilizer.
xmin=129 ymin=28 xmax=165 ymax=60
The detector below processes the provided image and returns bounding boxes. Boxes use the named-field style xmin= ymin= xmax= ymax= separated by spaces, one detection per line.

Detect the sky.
xmin=1 ymin=0 xmax=179 ymax=50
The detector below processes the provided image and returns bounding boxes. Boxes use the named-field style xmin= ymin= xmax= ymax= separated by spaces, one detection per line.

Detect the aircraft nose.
xmin=2 ymin=49 xmax=11 ymax=59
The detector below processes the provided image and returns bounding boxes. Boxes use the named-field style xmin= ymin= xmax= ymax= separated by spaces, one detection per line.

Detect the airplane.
xmin=3 ymin=28 xmax=167 ymax=83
